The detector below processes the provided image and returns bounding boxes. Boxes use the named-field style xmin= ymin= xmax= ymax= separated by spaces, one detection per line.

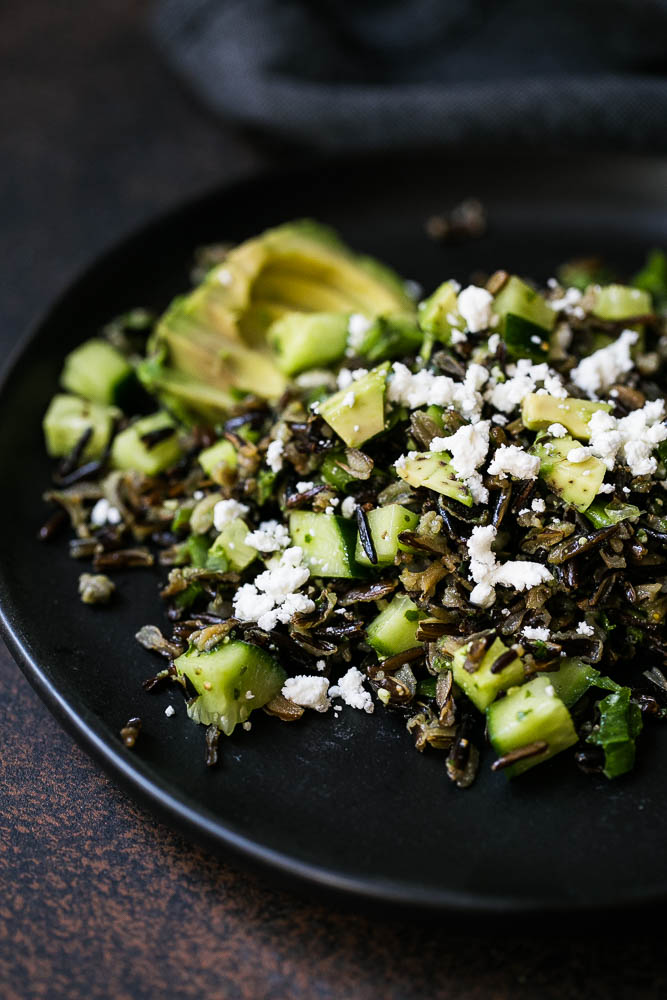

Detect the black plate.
xmin=2 ymin=152 xmax=667 ymax=914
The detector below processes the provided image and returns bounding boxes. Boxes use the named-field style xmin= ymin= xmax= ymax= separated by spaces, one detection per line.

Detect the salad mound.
xmin=41 ymin=224 xmax=667 ymax=787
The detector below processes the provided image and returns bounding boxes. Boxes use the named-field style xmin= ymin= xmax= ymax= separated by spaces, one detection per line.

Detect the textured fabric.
xmin=152 ymin=0 xmax=667 ymax=150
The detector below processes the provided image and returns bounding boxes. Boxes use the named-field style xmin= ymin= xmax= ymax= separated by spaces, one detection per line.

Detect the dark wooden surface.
xmin=1 ymin=3 xmax=667 ymax=997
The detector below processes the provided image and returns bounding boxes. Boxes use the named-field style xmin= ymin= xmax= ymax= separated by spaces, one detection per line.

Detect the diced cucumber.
xmin=209 ymin=518 xmax=258 ymax=571
xmin=60 ymin=338 xmax=137 ymax=408
xmin=355 ymin=314 xmax=423 ymax=361
xmin=492 ymin=275 xmax=555 ymax=333
xmin=43 ymin=393 xmax=120 ymax=460
xmin=318 ymin=363 xmax=389 ymax=448
xmin=354 ymin=503 xmax=419 ymax=566
xmin=111 ymin=411 xmax=182 ymax=475
xmin=531 ymin=434 xmax=605 ymax=512
xmin=198 ymin=439 xmax=237 ymax=478
xmin=175 ymin=640 xmax=286 ymax=735
xmin=486 ymin=675 xmax=578 ymax=777
xmin=544 ymin=658 xmax=621 ymax=709
xmin=267 ymin=312 xmax=349 ymax=375
xmin=591 ymin=284 xmax=652 ymax=320
xmin=289 ymin=510 xmax=361 ymax=578
xmin=584 ymin=499 xmax=641 ymax=529
xmin=366 ymin=594 xmax=424 ymax=657
xmin=521 ymin=393 xmax=611 ymax=440
xmin=418 ymin=281 xmax=462 ymax=341
xmin=395 ymin=452 xmax=472 ymax=506
xmin=320 ymin=452 xmax=356 ymax=490
xmin=503 ymin=314 xmax=549 ymax=361
xmin=451 ymin=634 xmax=524 ymax=711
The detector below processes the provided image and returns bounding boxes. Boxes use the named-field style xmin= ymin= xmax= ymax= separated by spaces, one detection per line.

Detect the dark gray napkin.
xmin=153 ymin=0 xmax=667 ymax=150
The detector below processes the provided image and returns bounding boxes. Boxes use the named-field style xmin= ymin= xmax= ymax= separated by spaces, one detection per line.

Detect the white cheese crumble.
xmin=545 ymin=684 xmax=556 ymax=697
xmin=487 ymin=333 xmax=500 ymax=354
xmin=597 ymin=482 xmax=615 ymax=494
xmin=295 ymin=370 xmax=337 ymax=390
xmin=342 ymin=390 xmax=356 ymax=408
xmin=387 ymin=361 xmax=487 ymax=423
xmin=486 ymin=359 xmax=566 ymax=414
xmin=587 ymin=400 xmax=667 ymax=477
xmin=164 ymin=705 xmax=176 ymax=717
xmin=457 ymin=285 xmax=493 ymax=333
xmin=329 ymin=667 xmax=374 ymax=713
xmin=346 ymin=313 xmax=372 ymax=352
xmin=341 ymin=496 xmax=357 ymax=518
xmin=547 ymin=422 xmax=568 ymax=438
xmin=337 ymin=367 xmax=369 ymax=390
xmin=232 ymin=547 xmax=314 ymax=631
xmin=244 ymin=519 xmax=291 ymax=553
xmin=216 ymin=268 xmax=233 ymax=286
xmin=404 ymin=279 xmax=423 ymax=300
xmin=282 ymin=675 xmax=330 ymax=712
xmin=522 ymin=626 xmax=550 ymax=641
xmin=531 ymin=498 xmax=546 ymax=512
xmin=466 ymin=525 xmax=553 ymax=608
xmin=90 ymin=498 xmax=122 ymax=526
xmin=576 ymin=621 xmax=594 ymax=637
xmin=430 ymin=421 xmax=490 ymax=503
xmin=296 ymin=481 xmax=314 ymax=493
xmin=266 ymin=439 xmax=285 ymax=472
xmin=566 ymin=446 xmax=593 ymax=464
xmin=315 ymin=659 xmax=326 ymax=672
xmin=487 ymin=445 xmax=540 ymax=480
xmin=570 ymin=329 xmax=639 ymax=397
xmin=213 ymin=498 xmax=250 ymax=532
xmin=549 ymin=287 xmax=583 ymax=314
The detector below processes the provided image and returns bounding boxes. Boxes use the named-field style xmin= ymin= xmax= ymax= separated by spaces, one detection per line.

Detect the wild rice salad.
xmin=40 ymin=223 xmax=667 ymax=785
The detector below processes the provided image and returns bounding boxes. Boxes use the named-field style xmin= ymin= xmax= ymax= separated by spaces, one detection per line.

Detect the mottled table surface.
xmin=1 ymin=3 xmax=666 ymax=997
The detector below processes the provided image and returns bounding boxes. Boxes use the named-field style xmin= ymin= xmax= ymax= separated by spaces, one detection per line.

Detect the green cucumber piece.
xmin=111 ymin=411 xmax=182 ymax=475
xmin=592 ymin=284 xmax=652 ymax=320
xmin=584 ymin=499 xmax=641 ymax=530
xmin=492 ymin=275 xmax=555 ymax=333
xmin=486 ymin=675 xmax=578 ymax=777
xmin=451 ymin=634 xmax=524 ymax=711
xmin=267 ymin=312 xmax=349 ymax=375
xmin=355 ymin=314 xmax=423 ymax=362
xmin=417 ymin=281 xmax=462 ymax=341
xmin=289 ymin=510 xmax=361 ymax=578
xmin=366 ymin=594 xmax=425 ymax=657
xmin=545 ymin=657 xmax=620 ymax=709
xmin=503 ymin=313 xmax=550 ymax=361
xmin=61 ymin=338 xmax=137 ymax=408
xmin=43 ymin=393 xmax=120 ymax=460
xmin=586 ymin=687 xmax=642 ymax=779
xmin=318 ymin=363 xmax=389 ymax=448
xmin=175 ymin=640 xmax=286 ymax=735
xmin=198 ymin=439 xmax=237 ymax=478
xmin=209 ymin=518 xmax=258 ymax=571
xmin=531 ymin=434 xmax=606 ymax=512
xmin=354 ymin=504 xmax=419 ymax=566
xmin=320 ymin=452 xmax=356 ymax=490
xmin=395 ymin=452 xmax=472 ymax=506
xmin=521 ymin=393 xmax=611 ymax=440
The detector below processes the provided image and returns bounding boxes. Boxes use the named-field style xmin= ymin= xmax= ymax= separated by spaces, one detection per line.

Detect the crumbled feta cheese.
xmin=531 ymin=498 xmax=546 ymax=512
xmin=346 ymin=313 xmax=372 ymax=351
xmin=588 ymin=400 xmax=667 ymax=477
xmin=576 ymin=621 xmax=594 ymax=637
xmin=450 ymin=330 xmax=468 ymax=345
xmin=547 ymin=422 xmax=568 ymax=438
xmin=232 ymin=547 xmax=314 ymax=630
xmin=522 ymin=626 xmax=550 ymax=641
xmin=549 ymin=287 xmax=583 ymax=314
xmin=597 ymin=482 xmax=615 ymax=494
xmin=342 ymin=390 xmax=356 ymax=408
xmin=466 ymin=525 xmax=553 ymax=608
xmin=337 ymin=367 xmax=369 ymax=390
xmin=329 ymin=667 xmax=374 ymax=713
xmin=486 ymin=359 xmax=566 ymax=414
xmin=567 ymin=446 xmax=593 ymax=464
xmin=457 ymin=285 xmax=493 ymax=333
xmin=545 ymin=684 xmax=556 ymax=697
xmin=570 ymin=329 xmax=639 ymax=397
xmin=492 ymin=413 xmax=508 ymax=426
xmin=213 ymin=498 xmax=250 ymax=531
xmin=315 ymin=659 xmax=326 ymax=672
xmin=487 ymin=445 xmax=540 ymax=480
xmin=282 ymin=675 xmax=330 ymax=712
xmin=266 ymin=439 xmax=284 ymax=472
xmin=341 ymin=496 xmax=357 ymax=518
xmin=296 ymin=481 xmax=314 ymax=493
xmin=387 ymin=362 xmax=486 ymax=422
xmin=90 ymin=498 xmax=122 ymax=526
xmin=244 ymin=519 xmax=291 ymax=553
xmin=295 ymin=370 xmax=337 ymax=390
xmin=430 ymin=421 xmax=490 ymax=503
xmin=487 ymin=333 xmax=500 ymax=354
xmin=164 ymin=705 xmax=176 ymax=717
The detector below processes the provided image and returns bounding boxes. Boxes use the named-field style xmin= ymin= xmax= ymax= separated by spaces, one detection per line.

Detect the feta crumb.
xmin=450 ymin=329 xmax=468 ymax=345
xmin=342 ymin=390 xmax=356 ymax=408
xmin=282 ymin=675 xmax=330 ymax=712
xmin=549 ymin=286 xmax=583 ymax=314
xmin=245 ymin=690 xmax=254 ymax=700
xmin=387 ymin=361 xmax=486 ymax=423
xmin=486 ymin=359 xmax=566 ymax=414
xmin=192 ymin=489 xmax=205 ymax=501
xmin=545 ymin=684 xmax=556 ymax=697
xmin=531 ymin=498 xmax=546 ymax=512
xmin=296 ymin=481 xmax=314 ymax=493
xmin=329 ymin=667 xmax=374 ymax=713
xmin=457 ymin=285 xmax=493 ymax=333
xmin=341 ymin=496 xmax=357 ymax=518
xmin=576 ymin=621 xmax=594 ymax=637
xmin=232 ymin=547 xmax=314 ymax=629
xmin=597 ymin=482 xmax=615 ymax=494
xmin=244 ymin=519 xmax=290 ymax=553
xmin=588 ymin=400 xmax=667 ymax=477
xmin=337 ymin=367 xmax=369 ymax=390
xmin=213 ymin=498 xmax=250 ymax=532
xmin=164 ymin=705 xmax=176 ymax=717
xmin=488 ymin=333 xmax=500 ymax=354
xmin=492 ymin=413 xmax=508 ymax=426
xmin=570 ymin=329 xmax=639 ymax=398
xmin=547 ymin=422 xmax=568 ymax=438
xmin=90 ymin=498 xmax=122 ymax=526
xmin=430 ymin=421 xmax=491 ymax=503
xmin=487 ymin=444 xmax=540 ymax=480
xmin=266 ymin=439 xmax=284 ymax=472
xmin=522 ymin=626 xmax=550 ymax=641
xmin=315 ymin=659 xmax=326 ymax=672
xmin=346 ymin=313 xmax=372 ymax=350
xmin=567 ymin=446 xmax=593 ymax=464
xmin=466 ymin=525 xmax=553 ymax=608
xmin=295 ymin=370 xmax=337 ymax=390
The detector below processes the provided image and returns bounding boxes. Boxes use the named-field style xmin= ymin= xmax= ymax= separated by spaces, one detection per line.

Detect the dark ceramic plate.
xmin=2 ymin=153 xmax=667 ymax=914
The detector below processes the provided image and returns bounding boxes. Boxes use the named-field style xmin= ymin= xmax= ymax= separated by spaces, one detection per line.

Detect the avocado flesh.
xmin=531 ymin=434 xmax=606 ymax=512
xmin=318 ymin=363 xmax=389 ymax=448
xmin=144 ymin=221 xmax=415 ymax=423
xmin=396 ymin=452 xmax=472 ymax=506
xmin=521 ymin=393 xmax=612 ymax=441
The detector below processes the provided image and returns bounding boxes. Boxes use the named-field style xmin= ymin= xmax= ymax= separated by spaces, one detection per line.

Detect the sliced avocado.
xmin=521 ymin=393 xmax=612 ymax=440
xmin=43 ymin=393 xmax=120 ymax=460
xmin=395 ymin=452 xmax=472 ymax=506
xmin=209 ymin=518 xmax=257 ymax=571
xmin=111 ymin=411 xmax=182 ymax=475
xmin=267 ymin=311 xmax=348 ymax=375
xmin=145 ymin=221 xmax=415 ymax=422
xmin=592 ymin=283 xmax=652 ymax=320
xmin=354 ymin=504 xmax=419 ymax=566
xmin=531 ymin=434 xmax=605 ymax=512
xmin=318 ymin=363 xmax=389 ymax=448
xmin=493 ymin=275 xmax=555 ymax=333
xmin=451 ymin=634 xmax=524 ymax=711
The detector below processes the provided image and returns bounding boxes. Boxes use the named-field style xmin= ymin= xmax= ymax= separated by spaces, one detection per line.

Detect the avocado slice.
xmin=267 ymin=311 xmax=349 ymax=375
xmin=493 ymin=275 xmax=555 ymax=333
xmin=395 ymin=452 xmax=472 ymax=506
xmin=531 ymin=433 xmax=606 ymax=512
xmin=142 ymin=221 xmax=415 ymax=423
xmin=592 ymin=283 xmax=652 ymax=320
xmin=521 ymin=393 xmax=612 ymax=440
xmin=417 ymin=281 xmax=462 ymax=342
xmin=318 ymin=363 xmax=389 ymax=448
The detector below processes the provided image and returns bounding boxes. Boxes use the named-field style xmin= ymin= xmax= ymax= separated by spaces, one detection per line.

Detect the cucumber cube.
xmin=592 ymin=284 xmax=652 ymax=321
xmin=354 ymin=504 xmax=419 ymax=566
xmin=209 ymin=518 xmax=258 ymax=571
xmin=366 ymin=594 xmax=424 ymax=657
xmin=451 ymin=634 xmax=524 ymax=711
xmin=111 ymin=412 xmax=182 ymax=475
xmin=492 ymin=275 xmax=555 ymax=333
xmin=289 ymin=510 xmax=361 ymax=578
xmin=43 ymin=393 xmax=120 ymax=460
xmin=61 ymin=338 xmax=135 ymax=407
xmin=198 ymin=439 xmax=237 ymax=478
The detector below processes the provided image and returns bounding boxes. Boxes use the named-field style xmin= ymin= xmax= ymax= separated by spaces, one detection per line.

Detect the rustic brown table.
xmin=1 ymin=3 xmax=666 ymax=997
